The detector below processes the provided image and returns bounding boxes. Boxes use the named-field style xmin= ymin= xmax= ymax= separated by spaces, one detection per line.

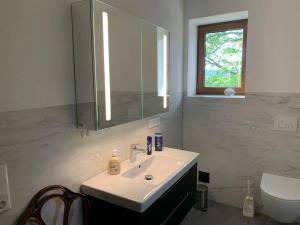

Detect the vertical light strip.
xmin=102 ymin=11 xmax=111 ymax=121
xmin=163 ymin=34 xmax=168 ymax=109
xmin=140 ymin=21 xmax=144 ymax=119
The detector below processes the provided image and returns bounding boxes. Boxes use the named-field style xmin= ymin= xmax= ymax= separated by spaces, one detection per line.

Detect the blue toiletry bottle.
xmin=147 ymin=136 xmax=152 ymax=155
xmin=155 ymin=133 xmax=163 ymax=151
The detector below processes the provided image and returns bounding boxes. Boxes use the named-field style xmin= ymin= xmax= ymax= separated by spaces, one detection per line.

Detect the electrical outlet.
xmin=148 ymin=117 xmax=160 ymax=129
xmin=274 ymin=115 xmax=298 ymax=132
xmin=0 ymin=164 xmax=11 ymax=213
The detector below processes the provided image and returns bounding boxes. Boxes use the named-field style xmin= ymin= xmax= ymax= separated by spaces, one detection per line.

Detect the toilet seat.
xmin=260 ymin=173 xmax=300 ymax=201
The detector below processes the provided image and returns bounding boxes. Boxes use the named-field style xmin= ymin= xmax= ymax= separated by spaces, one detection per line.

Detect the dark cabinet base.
xmin=87 ymin=163 xmax=197 ymax=225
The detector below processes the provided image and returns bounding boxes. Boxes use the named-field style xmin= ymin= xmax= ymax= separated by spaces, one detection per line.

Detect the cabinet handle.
xmin=160 ymin=192 xmax=189 ymax=225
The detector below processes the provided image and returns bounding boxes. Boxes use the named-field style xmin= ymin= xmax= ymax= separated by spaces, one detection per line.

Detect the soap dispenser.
xmin=108 ymin=149 xmax=121 ymax=175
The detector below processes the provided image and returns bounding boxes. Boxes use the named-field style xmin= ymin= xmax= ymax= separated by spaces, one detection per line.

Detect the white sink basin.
xmin=81 ymin=147 xmax=199 ymax=212
xmin=122 ymin=155 xmax=185 ymax=185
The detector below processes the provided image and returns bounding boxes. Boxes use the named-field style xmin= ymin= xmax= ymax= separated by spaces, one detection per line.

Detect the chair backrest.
xmin=17 ymin=185 xmax=90 ymax=225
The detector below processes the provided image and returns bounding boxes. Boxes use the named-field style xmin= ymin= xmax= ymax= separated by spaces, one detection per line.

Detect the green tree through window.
xmin=197 ymin=20 xmax=247 ymax=95
xmin=205 ymin=29 xmax=244 ymax=88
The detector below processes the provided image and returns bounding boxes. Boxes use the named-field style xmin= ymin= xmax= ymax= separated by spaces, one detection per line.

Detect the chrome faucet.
xmin=130 ymin=144 xmax=146 ymax=162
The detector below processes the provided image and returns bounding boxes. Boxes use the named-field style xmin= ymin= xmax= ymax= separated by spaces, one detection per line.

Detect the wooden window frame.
xmin=196 ymin=19 xmax=248 ymax=95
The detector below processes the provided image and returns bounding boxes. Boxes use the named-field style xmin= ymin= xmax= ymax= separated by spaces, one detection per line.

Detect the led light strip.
xmin=163 ymin=34 xmax=168 ymax=109
xmin=102 ymin=11 xmax=111 ymax=121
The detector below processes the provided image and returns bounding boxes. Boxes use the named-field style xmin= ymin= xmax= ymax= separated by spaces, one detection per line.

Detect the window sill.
xmin=188 ymin=94 xmax=245 ymax=99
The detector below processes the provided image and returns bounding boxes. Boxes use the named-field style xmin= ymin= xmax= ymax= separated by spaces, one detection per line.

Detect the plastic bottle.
xmin=147 ymin=136 xmax=152 ymax=155
xmin=108 ymin=149 xmax=121 ymax=175
xmin=155 ymin=133 xmax=163 ymax=151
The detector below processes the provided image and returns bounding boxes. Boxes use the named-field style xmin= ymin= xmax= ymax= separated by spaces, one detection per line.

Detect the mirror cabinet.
xmin=72 ymin=0 xmax=169 ymax=130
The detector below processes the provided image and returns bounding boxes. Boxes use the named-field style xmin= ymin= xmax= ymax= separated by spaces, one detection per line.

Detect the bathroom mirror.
xmin=72 ymin=0 xmax=169 ymax=130
xmin=142 ymin=21 xmax=169 ymax=118
xmin=93 ymin=0 xmax=141 ymax=128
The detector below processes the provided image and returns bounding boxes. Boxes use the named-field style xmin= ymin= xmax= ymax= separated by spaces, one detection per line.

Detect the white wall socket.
xmin=274 ymin=115 xmax=298 ymax=132
xmin=148 ymin=117 xmax=161 ymax=129
xmin=0 ymin=164 xmax=11 ymax=213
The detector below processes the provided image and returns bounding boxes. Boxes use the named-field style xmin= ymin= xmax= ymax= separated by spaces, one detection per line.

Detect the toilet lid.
xmin=260 ymin=173 xmax=300 ymax=201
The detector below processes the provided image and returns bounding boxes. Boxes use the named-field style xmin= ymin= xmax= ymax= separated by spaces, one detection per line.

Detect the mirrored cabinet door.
xmin=93 ymin=0 xmax=141 ymax=129
xmin=72 ymin=0 xmax=169 ymax=130
xmin=142 ymin=21 xmax=170 ymax=118
xmin=72 ymin=0 xmax=97 ymax=130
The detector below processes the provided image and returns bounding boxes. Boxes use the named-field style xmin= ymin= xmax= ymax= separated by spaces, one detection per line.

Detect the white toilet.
xmin=260 ymin=173 xmax=300 ymax=223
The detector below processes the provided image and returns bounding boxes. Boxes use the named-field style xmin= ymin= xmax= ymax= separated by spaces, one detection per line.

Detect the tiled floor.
xmin=181 ymin=201 xmax=300 ymax=225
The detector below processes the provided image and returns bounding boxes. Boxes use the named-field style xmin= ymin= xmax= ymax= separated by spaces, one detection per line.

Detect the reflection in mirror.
xmin=93 ymin=0 xmax=141 ymax=128
xmin=72 ymin=0 xmax=169 ymax=130
xmin=142 ymin=22 xmax=169 ymax=118
xmin=72 ymin=0 xmax=96 ymax=130
xmin=72 ymin=0 xmax=142 ymax=130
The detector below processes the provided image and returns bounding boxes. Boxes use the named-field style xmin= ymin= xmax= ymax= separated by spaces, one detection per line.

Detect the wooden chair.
xmin=17 ymin=185 xmax=90 ymax=225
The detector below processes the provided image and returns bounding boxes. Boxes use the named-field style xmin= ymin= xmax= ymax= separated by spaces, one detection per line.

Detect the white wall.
xmin=184 ymin=0 xmax=300 ymax=94
xmin=0 ymin=0 xmax=75 ymax=112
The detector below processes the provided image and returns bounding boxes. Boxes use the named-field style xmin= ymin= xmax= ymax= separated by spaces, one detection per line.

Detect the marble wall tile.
xmin=183 ymin=93 xmax=300 ymax=209
xmin=0 ymin=99 xmax=182 ymax=225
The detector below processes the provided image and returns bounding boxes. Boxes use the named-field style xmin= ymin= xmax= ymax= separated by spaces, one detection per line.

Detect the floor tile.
xmin=181 ymin=201 xmax=300 ymax=225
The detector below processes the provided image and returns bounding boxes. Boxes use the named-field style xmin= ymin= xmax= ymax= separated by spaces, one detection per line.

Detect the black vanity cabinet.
xmin=87 ymin=163 xmax=197 ymax=225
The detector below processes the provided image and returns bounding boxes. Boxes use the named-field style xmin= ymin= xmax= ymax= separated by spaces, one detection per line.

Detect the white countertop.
xmin=81 ymin=147 xmax=199 ymax=212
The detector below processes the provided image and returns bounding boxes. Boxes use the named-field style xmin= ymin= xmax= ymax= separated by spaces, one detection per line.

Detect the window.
xmin=197 ymin=20 xmax=248 ymax=95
